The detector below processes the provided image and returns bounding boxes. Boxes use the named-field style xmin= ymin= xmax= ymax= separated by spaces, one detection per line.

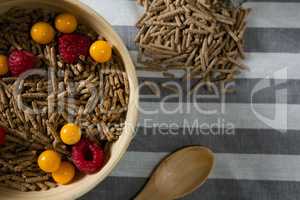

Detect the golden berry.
xmin=0 ymin=55 xmax=8 ymax=76
xmin=31 ymin=22 xmax=55 ymax=44
xmin=60 ymin=123 xmax=81 ymax=145
xmin=89 ymin=40 xmax=112 ymax=63
xmin=55 ymin=13 xmax=78 ymax=33
xmin=38 ymin=150 xmax=61 ymax=173
xmin=52 ymin=161 xmax=75 ymax=185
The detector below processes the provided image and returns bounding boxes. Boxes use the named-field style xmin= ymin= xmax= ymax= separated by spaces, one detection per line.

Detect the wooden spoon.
xmin=135 ymin=146 xmax=214 ymax=200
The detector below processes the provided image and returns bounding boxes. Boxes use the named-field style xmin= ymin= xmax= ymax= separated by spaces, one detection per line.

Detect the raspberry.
xmin=0 ymin=128 xmax=6 ymax=145
xmin=8 ymin=50 xmax=37 ymax=76
xmin=72 ymin=139 xmax=105 ymax=174
xmin=58 ymin=34 xmax=91 ymax=64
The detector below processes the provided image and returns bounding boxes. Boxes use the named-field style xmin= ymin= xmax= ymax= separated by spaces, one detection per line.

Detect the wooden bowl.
xmin=0 ymin=0 xmax=139 ymax=199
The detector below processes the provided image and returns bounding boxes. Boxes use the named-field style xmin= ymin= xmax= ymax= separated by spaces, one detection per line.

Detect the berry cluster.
xmin=0 ymin=12 xmax=112 ymax=77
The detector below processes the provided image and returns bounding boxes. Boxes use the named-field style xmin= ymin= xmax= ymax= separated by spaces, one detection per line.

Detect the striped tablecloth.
xmin=79 ymin=0 xmax=300 ymax=199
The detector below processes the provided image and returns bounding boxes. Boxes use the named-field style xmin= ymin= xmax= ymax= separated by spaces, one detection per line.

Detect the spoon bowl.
xmin=135 ymin=146 xmax=214 ymax=200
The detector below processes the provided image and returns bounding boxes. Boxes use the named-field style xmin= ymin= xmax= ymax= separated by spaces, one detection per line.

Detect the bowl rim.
xmin=0 ymin=0 xmax=139 ymax=199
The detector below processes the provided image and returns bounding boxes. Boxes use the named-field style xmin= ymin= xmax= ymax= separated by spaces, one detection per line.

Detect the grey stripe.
xmin=129 ymin=0 xmax=300 ymax=2
xmin=244 ymin=28 xmax=300 ymax=53
xmin=114 ymin=26 xmax=300 ymax=53
xmin=80 ymin=177 xmax=300 ymax=200
xmin=133 ymin=52 xmax=300 ymax=79
xmin=249 ymin=0 xmax=300 ymax=2
xmin=130 ymin=128 xmax=300 ymax=154
xmin=138 ymin=77 xmax=297 ymax=104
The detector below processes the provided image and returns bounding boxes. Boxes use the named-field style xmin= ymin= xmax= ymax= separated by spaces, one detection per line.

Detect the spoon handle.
xmin=135 ymin=184 xmax=172 ymax=200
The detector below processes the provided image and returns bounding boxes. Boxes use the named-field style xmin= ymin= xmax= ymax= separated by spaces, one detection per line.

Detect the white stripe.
xmin=245 ymin=2 xmax=300 ymax=28
xmin=112 ymin=151 xmax=300 ymax=181
xmin=138 ymin=102 xmax=294 ymax=130
xmin=131 ymin=51 xmax=300 ymax=79
xmin=80 ymin=0 xmax=300 ymax=28
xmin=79 ymin=0 xmax=144 ymax=26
